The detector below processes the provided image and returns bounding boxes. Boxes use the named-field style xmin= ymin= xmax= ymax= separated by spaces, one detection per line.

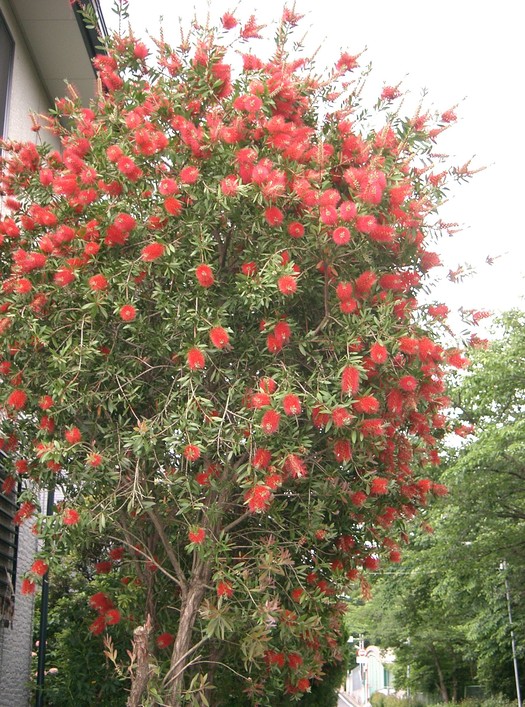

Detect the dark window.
xmin=0 ymin=10 xmax=14 ymax=139
xmin=0 ymin=450 xmax=17 ymax=627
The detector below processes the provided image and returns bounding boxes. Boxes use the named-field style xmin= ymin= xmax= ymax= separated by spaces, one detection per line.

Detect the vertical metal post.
xmin=35 ymin=487 xmax=54 ymax=707
xmin=501 ymin=560 xmax=522 ymax=707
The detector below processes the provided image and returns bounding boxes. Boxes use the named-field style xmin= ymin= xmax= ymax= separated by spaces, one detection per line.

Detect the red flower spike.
xmin=119 ymin=305 xmax=137 ymax=322
xmin=88 ymin=274 xmax=108 ymax=291
xmin=195 ymin=264 xmax=214 ymax=288
xmin=183 ymin=444 xmax=201 ymax=462
xmin=217 ymin=580 xmax=234 ymax=597
xmin=277 ymin=275 xmax=297 ymax=295
xmin=6 ymin=389 xmax=27 ymax=410
xmin=157 ymin=632 xmax=175 ymax=649
xmin=188 ymin=527 xmax=206 ymax=544
xmin=370 ymin=343 xmax=388 ymax=364
xmin=341 ymin=366 xmax=360 ymax=395
xmin=31 ymin=559 xmax=48 ymax=576
xmin=65 ymin=427 xmax=82 ymax=445
xmin=62 ymin=509 xmax=80 ymax=525
xmin=209 ymin=326 xmax=230 ymax=349
xmin=105 ymin=608 xmax=121 ymax=625
xmin=141 ymin=242 xmax=165 ymax=261
xmin=260 ymin=409 xmax=280 ymax=435
xmin=282 ymin=394 xmax=301 ymax=416
xmin=187 ymin=348 xmax=205 ymax=370
xmin=21 ymin=578 xmax=36 ymax=595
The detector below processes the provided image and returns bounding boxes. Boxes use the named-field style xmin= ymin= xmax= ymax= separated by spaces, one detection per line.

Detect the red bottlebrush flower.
xmin=250 ymin=391 xmax=271 ymax=409
xmin=105 ymin=608 xmax=121 ymax=625
xmin=350 ymin=491 xmax=367 ymax=507
xmin=6 ymin=389 xmax=27 ymax=410
xmin=370 ymin=477 xmax=389 ymax=495
xmin=339 ymin=200 xmax=357 ymax=221
xmin=333 ymin=439 xmax=352 ymax=462
xmin=341 ymin=365 xmax=360 ymax=395
xmin=87 ymin=452 xmax=103 ymax=467
xmin=264 ymin=206 xmax=284 ymax=226
xmin=319 ymin=205 xmax=338 ymax=225
xmin=398 ymin=337 xmax=419 ymax=356
xmin=62 ymin=508 xmax=80 ymax=525
xmin=141 ymin=242 xmax=165 ymax=261
xmin=253 ymin=447 xmax=271 ymax=469
xmin=353 ymin=395 xmax=380 ymax=414
xmin=156 ymin=632 xmax=175 ymax=649
xmin=209 ymin=326 xmax=230 ymax=349
xmin=221 ymin=11 xmax=238 ymax=29
xmin=95 ymin=560 xmax=113 ymax=574
xmin=21 ymin=578 xmax=36 ymax=595
xmin=183 ymin=444 xmax=201 ymax=462
xmin=241 ymin=261 xmax=257 ymax=276
xmin=387 ymin=389 xmax=404 ymax=415
xmin=398 ymin=375 xmax=418 ymax=392
xmin=260 ymin=377 xmax=277 ymax=394
xmin=260 ymin=409 xmax=281 ymax=434
xmin=245 ymin=484 xmax=272 ymax=512
xmin=332 ymin=407 xmax=352 ymax=428
xmin=370 ymin=343 xmax=388 ymax=364
xmin=179 ymin=166 xmax=200 ymax=184
xmin=188 ymin=527 xmax=206 ymax=544
xmin=284 ymin=453 xmax=307 ymax=478
xmin=217 ymin=580 xmax=234 ymax=597
xmin=288 ymin=652 xmax=303 ymax=670
xmin=108 ymin=547 xmax=124 ymax=561
xmin=355 ymin=270 xmax=377 ymax=295
xmin=88 ymin=274 xmax=108 ymax=291
xmin=54 ymin=268 xmax=76 ymax=287
xmin=389 ymin=549 xmax=402 ymax=563
xmin=2 ymin=476 xmax=16 ymax=494
xmin=119 ymin=304 xmax=137 ymax=322
xmin=195 ymin=264 xmax=214 ymax=288
xmin=363 ymin=555 xmax=380 ymax=571
xmin=447 ymin=350 xmax=470 ymax=369
xmin=39 ymin=416 xmax=55 ymax=434
xmin=220 ymin=175 xmax=238 ymax=196
xmin=163 ymin=196 xmax=182 ymax=216
xmin=332 ymin=226 xmax=351 ymax=245
xmin=336 ymin=281 xmax=353 ymax=301
xmin=432 ymin=483 xmax=448 ymax=497
xmin=158 ymin=177 xmax=178 ymax=196
xmin=65 ymin=427 xmax=82 ymax=445
xmin=287 ymin=221 xmax=305 ymax=238
xmin=15 ymin=459 xmax=29 ymax=474
xmin=274 ymin=320 xmax=291 ymax=344
xmin=336 ymin=52 xmax=358 ymax=72
xmin=282 ymin=394 xmax=301 ymax=416
xmin=277 ymin=275 xmax=297 ymax=295
xmin=290 ymin=587 xmax=304 ymax=602
xmin=265 ymin=473 xmax=283 ymax=489
xmin=187 ymin=347 xmax=205 ymax=370
xmin=89 ymin=591 xmax=114 ymax=613
xmin=89 ymin=616 xmax=106 ymax=635
xmin=361 ymin=418 xmax=385 ymax=436
xmin=31 ymin=559 xmax=48 ymax=576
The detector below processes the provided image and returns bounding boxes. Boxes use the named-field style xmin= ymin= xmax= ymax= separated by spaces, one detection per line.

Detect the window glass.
xmin=0 ymin=11 xmax=14 ymax=138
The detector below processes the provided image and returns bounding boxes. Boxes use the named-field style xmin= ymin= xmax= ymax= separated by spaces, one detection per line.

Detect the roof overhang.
xmin=8 ymin=0 xmax=106 ymax=105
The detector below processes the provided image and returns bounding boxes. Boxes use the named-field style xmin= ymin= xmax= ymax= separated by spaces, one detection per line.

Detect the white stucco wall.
xmin=1 ymin=2 xmax=58 ymax=703
xmin=1 ymin=0 xmax=57 ymax=143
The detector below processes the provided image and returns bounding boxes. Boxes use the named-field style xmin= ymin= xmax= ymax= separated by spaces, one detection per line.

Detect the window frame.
xmin=0 ymin=8 xmax=15 ymax=139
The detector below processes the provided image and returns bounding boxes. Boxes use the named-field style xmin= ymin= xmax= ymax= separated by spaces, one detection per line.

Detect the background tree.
xmin=345 ymin=310 xmax=525 ymax=701
xmin=0 ymin=5 xmax=467 ymax=704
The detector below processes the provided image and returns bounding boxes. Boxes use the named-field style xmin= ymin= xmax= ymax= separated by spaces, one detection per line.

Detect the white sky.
xmin=100 ymin=0 xmax=525 ymax=325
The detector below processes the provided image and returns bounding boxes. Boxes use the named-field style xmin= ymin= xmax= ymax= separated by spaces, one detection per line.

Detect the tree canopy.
xmin=0 ymin=6 xmax=467 ymax=704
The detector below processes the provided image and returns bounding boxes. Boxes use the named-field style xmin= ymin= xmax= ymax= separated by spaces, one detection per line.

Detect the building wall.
xmin=0 ymin=2 xmax=55 ymax=703
xmin=0 ymin=0 xmax=56 ymax=143
xmin=0 ymin=523 xmax=37 ymax=707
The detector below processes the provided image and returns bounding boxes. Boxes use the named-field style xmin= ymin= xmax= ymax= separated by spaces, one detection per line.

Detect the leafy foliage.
xmin=1 ymin=6 xmax=466 ymax=703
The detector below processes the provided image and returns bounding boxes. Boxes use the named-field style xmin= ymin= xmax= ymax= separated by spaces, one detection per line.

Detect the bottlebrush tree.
xmin=0 ymin=6 xmax=466 ymax=705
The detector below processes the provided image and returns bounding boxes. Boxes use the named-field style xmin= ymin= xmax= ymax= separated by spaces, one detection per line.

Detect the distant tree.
xmin=0 ymin=5 xmax=466 ymax=704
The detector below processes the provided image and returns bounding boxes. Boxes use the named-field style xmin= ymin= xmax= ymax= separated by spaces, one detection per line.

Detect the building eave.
xmin=8 ymin=0 xmax=107 ymax=106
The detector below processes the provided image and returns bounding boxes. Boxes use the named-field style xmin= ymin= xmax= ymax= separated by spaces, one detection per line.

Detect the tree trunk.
xmin=430 ymin=643 xmax=449 ymax=702
xmin=166 ymin=573 xmax=208 ymax=705
xmin=127 ymin=615 xmax=153 ymax=707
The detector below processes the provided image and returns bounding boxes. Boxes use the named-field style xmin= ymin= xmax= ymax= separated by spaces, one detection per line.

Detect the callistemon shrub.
xmin=0 ymin=8 xmax=464 ymax=703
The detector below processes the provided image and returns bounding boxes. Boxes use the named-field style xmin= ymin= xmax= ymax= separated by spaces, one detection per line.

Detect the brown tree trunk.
xmin=166 ymin=569 xmax=209 ymax=705
xmin=127 ymin=615 xmax=153 ymax=707
xmin=430 ymin=643 xmax=449 ymax=702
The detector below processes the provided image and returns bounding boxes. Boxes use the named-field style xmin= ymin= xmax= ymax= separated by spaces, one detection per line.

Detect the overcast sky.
xmin=100 ymin=0 xmax=524 ymax=325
